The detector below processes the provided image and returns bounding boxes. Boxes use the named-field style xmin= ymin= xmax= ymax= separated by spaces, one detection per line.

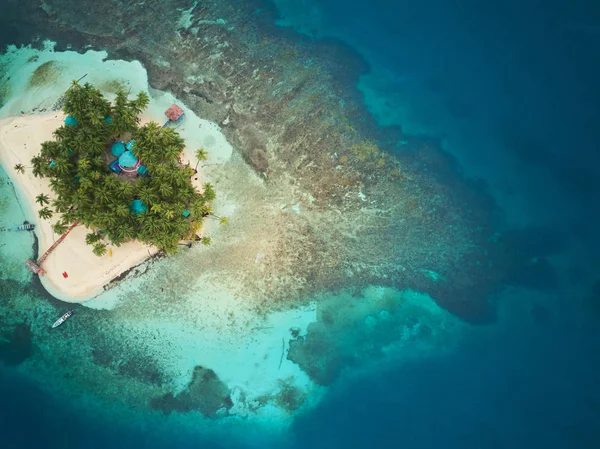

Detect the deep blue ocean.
xmin=1 ymin=0 xmax=599 ymax=448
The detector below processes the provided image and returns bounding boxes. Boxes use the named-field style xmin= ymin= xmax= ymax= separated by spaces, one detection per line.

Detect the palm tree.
xmin=116 ymin=181 xmax=135 ymax=200
xmin=219 ymin=217 xmax=228 ymax=225
xmin=163 ymin=146 xmax=179 ymax=162
xmin=115 ymin=204 xmax=130 ymax=217
xmin=52 ymin=198 xmax=71 ymax=213
xmin=78 ymin=177 xmax=94 ymax=191
xmin=31 ymin=155 xmax=50 ymax=178
xmin=150 ymin=203 xmax=163 ymax=214
xmin=138 ymin=187 xmax=159 ymax=205
xmin=194 ymin=148 xmax=208 ymax=171
xmin=14 ymin=164 xmax=25 ymax=174
xmin=202 ymin=182 xmax=216 ymax=202
xmin=200 ymin=236 xmax=211 ymax=246
xmin=85 ymin=232 xmax=102 ymax=245
xmin=95 ymin=187 xmax=113 ymax=205
xmin=157 ymin=182 xmax=173 ymax=198
xmin=35 ymin=193 xmax=50 ymax=206
xmin=52 ymin=221 xmax=69 ymax=235
xmin=110 ymin=91 xmax=137 ymax=135
xmin=92 ymin=242 xmax=107 ymax=256
xmin=52 ymin=159 xmax=74 ymax=176
xmin=38 ymin=207 xmax=53 ymax=220
xmin=130 ymin=91 xmax=150 ymax=115
xmin=77 ymin=157 xmax=91 ymax=171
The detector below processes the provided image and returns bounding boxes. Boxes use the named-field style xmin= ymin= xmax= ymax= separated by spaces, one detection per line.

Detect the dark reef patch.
xmin=92 ymin=347 xmax=165 ymax=386
xmin=288 ymin=334 xmax=345 ymax=385
xmin=150 ymin=366 xmax=232 ymax=416
xmin=287 ymin=289 xmax=459 ymax=385
xmin=0 ymin=0 xmax=47 ymax=50
xmin=0 ymin=322 xmax=34 ymax=366
xmin=274 ymin=377 xmax=307 ymax=411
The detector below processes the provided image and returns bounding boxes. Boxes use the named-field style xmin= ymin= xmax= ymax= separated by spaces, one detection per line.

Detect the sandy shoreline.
xmin=0 ymin=113 xmax=162 ymax=303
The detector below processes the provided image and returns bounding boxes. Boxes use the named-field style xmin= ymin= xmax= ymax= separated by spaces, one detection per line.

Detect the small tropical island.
xmin=1 ymin=81 xmax=219 ymax=301
xmin=29 ymin=81 xmax=214 ymax=256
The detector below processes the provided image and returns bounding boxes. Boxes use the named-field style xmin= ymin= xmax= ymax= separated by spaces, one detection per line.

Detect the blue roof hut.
xmin=129 ymin=199 xmax=147 ymax=215
xmin=111 ymin=141 xmax=125 ymax=157
xmin=64 ymin=115 xmax=78 ymax=126
xmin=118 ymin=150 xmax=140 ymax=177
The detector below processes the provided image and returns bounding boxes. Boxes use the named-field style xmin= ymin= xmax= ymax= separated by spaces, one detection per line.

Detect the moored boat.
xmin=52 ymin=311 xmax=73 ymax=328
xmin=0 ymin=222 xmax=35 ymax=232
xmin=14 ymin=223 xmax=35 ymax=231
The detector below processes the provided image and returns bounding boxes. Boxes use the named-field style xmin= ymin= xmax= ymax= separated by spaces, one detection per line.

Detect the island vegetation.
xmin=29 ymin=81 xmax=215 ymax=255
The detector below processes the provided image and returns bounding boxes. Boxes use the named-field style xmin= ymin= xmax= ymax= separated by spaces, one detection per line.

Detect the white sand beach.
xmin=0 ymin=113 xmax=159 ymax=301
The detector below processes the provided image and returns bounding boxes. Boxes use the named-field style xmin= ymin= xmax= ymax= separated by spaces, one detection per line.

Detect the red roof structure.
xmin=165 ymin=104 xmax=185 ymax=122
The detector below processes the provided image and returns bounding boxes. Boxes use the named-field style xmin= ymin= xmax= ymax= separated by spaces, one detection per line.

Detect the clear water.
xmin=1 ymin=0 xmax=599 ymax=448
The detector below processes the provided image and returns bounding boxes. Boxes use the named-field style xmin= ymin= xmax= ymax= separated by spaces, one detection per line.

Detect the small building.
xmin=130 ymin=199 xmax=147 ymax=215
xmin=109 ymin=140 xmax=147 ymax=177
xmin=163 ymin=104 xmax=185 ymax=128
xmin=64 ymin=115 xmax=78 ymax=126
xmin=109 ymin=160 xmax=122 ymax=173
xmin=111 ymin=141 xmax=125 ymax=157
xmin=118 ymin=150 xmax=141 ymax=177
xmin=165 ymin=104 xmax=185 ymax=122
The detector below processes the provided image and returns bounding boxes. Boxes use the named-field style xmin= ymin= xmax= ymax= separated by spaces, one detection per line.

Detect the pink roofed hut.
xmin=163 ymin=104 xmax=185 ymax=128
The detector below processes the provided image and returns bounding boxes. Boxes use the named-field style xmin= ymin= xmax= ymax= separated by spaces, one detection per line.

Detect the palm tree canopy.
xmin=36 ymin=193 xmax=50 ymax=205
xmin=31 ymin=81 xmax=213 ymax=254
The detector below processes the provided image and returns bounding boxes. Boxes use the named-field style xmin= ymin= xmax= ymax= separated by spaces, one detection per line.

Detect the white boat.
xmin=0 ymin=222 xmax=35 ymax=232
xmin=52 ymin=311 xmax=73 ymax=328
xmin=14 ymin=223 xmax=35 ymax=231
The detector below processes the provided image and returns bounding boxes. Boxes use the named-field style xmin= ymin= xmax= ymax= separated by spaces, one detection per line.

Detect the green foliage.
xmin=14 ymin=164 xmax=25 ymax=174
xmin=109 ymin=90 xmax=149 ymax=135
xmin=52 ymin=220 xmax=69 ymax=235
xmin=62 ymin=81 xmax=112 ymax=129
xmin=31 ymin=81 xmax=213 ymax=254
xmin=202 ymin=183 xmax=216 ymax=202
xmin=35 ymin=193 xmax=50 ymax=206
xmin=195 ymin=148 xmax=208 ymax=161
xmin=38 ymin=207 xmax=53 ymax=220
xmin=219 ymin=217 xmax=228 ymax=225
xmin=92 ymin=242 xmax=107 ymax=257
xmin=85 ymin=232 xmax=102 ymax=245
xmin=200 ymin=236 xmax=211 ymax=246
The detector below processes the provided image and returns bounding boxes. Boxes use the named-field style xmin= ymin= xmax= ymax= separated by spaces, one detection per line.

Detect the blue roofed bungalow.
xmin=109 ymin=140 xmax=148 ymax=177
xmin=64 ymin=115 xmax=78 ymax=126
xmin=129 ymin=199 xmax=147 ymax=215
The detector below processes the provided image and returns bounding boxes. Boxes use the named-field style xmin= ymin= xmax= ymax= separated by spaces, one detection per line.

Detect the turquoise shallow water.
xmin=1 ymin=0 xmax=600 ymax=448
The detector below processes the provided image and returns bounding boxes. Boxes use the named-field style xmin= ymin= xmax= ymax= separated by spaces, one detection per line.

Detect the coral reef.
xmin=150 ymin=366 xmax=232 ymax=416
xmin=1 ymin=0 xmax=515 ymax=323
